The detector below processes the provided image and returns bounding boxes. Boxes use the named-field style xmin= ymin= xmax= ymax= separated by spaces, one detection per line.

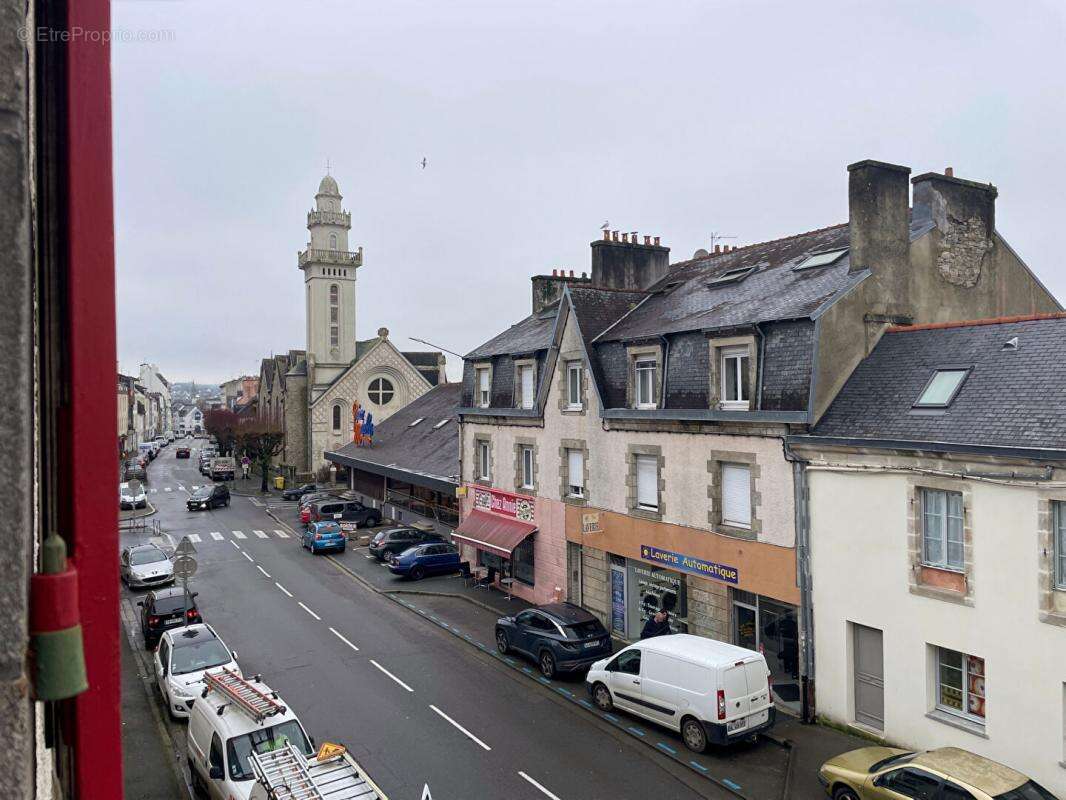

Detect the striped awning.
xmin=452 ymin=510 xmax=536 ymax=557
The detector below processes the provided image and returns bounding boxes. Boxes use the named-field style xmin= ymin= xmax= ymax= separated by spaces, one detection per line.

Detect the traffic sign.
xmin=173 ymin=555 xmax=198 ymax=578
xmin=176 ymin=536 xmax=197 ymax=556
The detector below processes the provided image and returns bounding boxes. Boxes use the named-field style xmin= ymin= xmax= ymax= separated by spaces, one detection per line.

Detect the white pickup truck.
xmin=209 ymin=456 xmax=236 ymax=481
xmin=249 ymin=742 xmax=387 ymax=800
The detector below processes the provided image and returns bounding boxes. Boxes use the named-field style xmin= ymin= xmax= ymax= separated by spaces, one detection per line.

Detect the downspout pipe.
xmin=754 ymin=322 xmax=766 ymax=410
xmin=783 ymin=440 xmax=816 ymax=724
xmin=659 ymin=335 xmax=670 ymax=409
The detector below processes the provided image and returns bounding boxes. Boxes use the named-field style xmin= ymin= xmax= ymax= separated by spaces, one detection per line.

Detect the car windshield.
xmin=226 ymin=720 xmax=312 ymax=781
xmin=153 ymin=596 xmax=188 ymax=614
xmin=130 ymin=549 xmax=167 ymax=566
xmin=169 ymin=638 xmax=231 ymax=675
xmin=565 ymin=619 xmax=606 ymax=639
xmin=995 ymin=782 xmax=1058 ymax=800
xmin=870 ymin=752 xmax=917 ymax=772
xmin=191 ymin=488 xmax=211 ymax=499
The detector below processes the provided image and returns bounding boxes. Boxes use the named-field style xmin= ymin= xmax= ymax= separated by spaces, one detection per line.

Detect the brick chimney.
xmin=590 ymin=234 xmax=669 ymax=291
xmin=847 ymin=159 xmax=912 ymax=318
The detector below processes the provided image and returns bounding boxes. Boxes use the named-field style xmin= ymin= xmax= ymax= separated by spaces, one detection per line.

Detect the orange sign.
xmin=316 ymin=741 xmax=347 ymax=761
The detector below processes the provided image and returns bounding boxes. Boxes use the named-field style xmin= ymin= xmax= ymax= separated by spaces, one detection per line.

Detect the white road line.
xmin=241 ymin=551 xmax=254 ymax=563
xmin=275 ymin=582 xmax=293 ymax=597
xmin=164 ymin=487 xmax=172 ymax=493
xmin=231 ymin=540 xmax=240 ymax=549
xmin=518 ymin=772 xmax=562 ymax=800
xmin=253 ymin=530 xmax=268 ymax=539
xmin=429 ymin=705 xmax=490 ymax=750
xmin=232 ymin=530 xmax=247 ymax=539
xmin=257 ymin=565 xmax=271 ymax=578
xmin=177 ymin=485 xmax=185 ymax=491
xmin=370 ymin=660 xmax=414 ymax=693
xmin=210 ymin=532 xmax=224 ymax=541
xmin=188 ymin=534 xmax=202 ymax=543
xmin=328 ymin=627 xmax=359 ymax=652
xmin=298 ymin=602 xmax=321 ymax=620
xmin=273 ymin=529 xmax=289 ymax=538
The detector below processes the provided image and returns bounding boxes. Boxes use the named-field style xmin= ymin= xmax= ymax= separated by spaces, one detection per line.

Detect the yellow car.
xmin=818 ymin=746 xmax=1059 ymax=800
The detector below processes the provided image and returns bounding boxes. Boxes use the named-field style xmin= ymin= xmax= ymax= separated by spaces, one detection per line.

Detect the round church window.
xmin=368 ymin=377 xmax=394 ymax=405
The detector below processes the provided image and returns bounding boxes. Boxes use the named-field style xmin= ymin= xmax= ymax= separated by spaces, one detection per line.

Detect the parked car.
xmin=175 ymin=446 xmax=190 ymax=458
xmin=153 ymin=624 xmax=239 ymax=720
xmin=137 ymin=586 xmax=201 ymax=649
xmin=186 ymin=484 xmax=230 ymax=511
xmin=585 ymin=634 xmax=773 ymax=753
xmin=818 ymin=747 xmax=1058 ymax=800
xmin=123 ymin=459 xmax=147 ymax=481
xmin=496 ymin=602 xmax=612 ymax=680
xmin=306 ymin=498 xmax=382 ymax=529
xmin=209 ymin=456 xmax=235 ymax=481
xmin=282 ymin=482 xmax=317 ymax=501
xmin=138 ymin=442 xmax=156 ymax=461
xmin=120 ymin=544 xmax=175 ymax=590
xmin=165 ymin=431 xmax=175 ymax=443
xmin=368 ymin=526 xmax=443 ymax=560
xmin=388 ymin=542 xmax=460 ymax=580
xmin=297 ymin=491 xmax=344 ymax=523
xmin=302 ymin=520 xmax=347 ymax=554
xmin=153 ymin=435 xmax=167 ymax=448
xmin=120 ymin=480 xmax=148 ymax=510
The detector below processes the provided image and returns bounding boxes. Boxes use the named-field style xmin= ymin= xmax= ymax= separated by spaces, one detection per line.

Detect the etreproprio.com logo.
xmin=18 ymin=26 xmax=176 ymax=43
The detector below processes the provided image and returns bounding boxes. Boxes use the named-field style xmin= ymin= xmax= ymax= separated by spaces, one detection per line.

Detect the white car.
xmin=153 ymin=624 xmax=240 ymax=720
xmin=120 ymin=480 xmax=147 ymax=510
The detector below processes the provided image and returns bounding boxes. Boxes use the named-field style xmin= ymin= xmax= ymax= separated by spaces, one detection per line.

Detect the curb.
xmin=383 ymin=587 xmax=519 ymax=618
xmin=119 ymin=502 xmax=158 ymax=525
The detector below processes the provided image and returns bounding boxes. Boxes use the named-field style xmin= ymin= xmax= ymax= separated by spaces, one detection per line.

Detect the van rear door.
xmin=721 ymin=663 xmax=751 ymax=720
xmin=722 ymin=657 xmax=772 ymax=733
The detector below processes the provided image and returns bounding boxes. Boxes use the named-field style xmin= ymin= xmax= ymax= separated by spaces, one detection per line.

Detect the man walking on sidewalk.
xmin=241 ymin=455 xmax=250 ymax=480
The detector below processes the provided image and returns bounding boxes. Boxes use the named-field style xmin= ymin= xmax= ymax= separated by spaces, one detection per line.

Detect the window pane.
xmin=636 ymin=455 xmax=657 ymax=509
xmin=738 ymin=356 xmax=750 ymax=401
xmin=916 ymin=369 xmax=967 ymax=406
xmin=520 ymin=366 xmax=534 ymax=408
xmin=724 ymin=356 xmax=738 ymax=401
xmin=922 ymin=490 xmax=945 ymax=566
xmin=1055 ymin=502 xmax=1066 ymax=588
xmin=522 ymin=447 xmax=533 ymax=488
xmin=568 ymin=365 xmax=581 ymax=405
xmin=721 ymin=464 xmax=751 ymax=527
xmin=568 ymin=450 xmax=584 ymax=492
xmin=938 ymin=648 xmax=964 ymax=712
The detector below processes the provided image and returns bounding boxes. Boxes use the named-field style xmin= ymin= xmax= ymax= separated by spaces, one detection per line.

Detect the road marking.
xmin=722 ymin=779 xmax=741 ymax=791
xmin=518 ymin=772 xmax=562 ymax=800
xmin=231 ymin=540 xmax=240 ymax=549
xmin=241 ymin=551 xmax=254 ymax=563
xmin=656 ymin=742 xmax=677 ymax=754
xmin=188 ymin=534 xmax=201 ymax=543
xmin=253 ymin=530 xmax=268 ymax=539
xmin=249 ymin=497 xmax=264 ymax=507
xmin=275 ymin=582 xmax=293 ymax=598
xmin=177 ymin=485 xmax=185 ymax=491
xmin=298 ymin=602 xmax=321 ymax=620
xmin=429 ymin=705 xmax=490 ymax=751
xmin=164 ymin=488 xmax=172 ymax=493
xmin=256 ymin=565 xmax=271 ymax=578
xmin=232 ymin=530 xmax=247 ymax=539
xmin=689 ymin=761 xmax=709 ymax=773
xmin=150 ymin=488 xmax=158 ymax=493
xmin=329 ymin=627 xmax=359 ymax=651
xmin=273 ymin=529 xmax=289 ymax=538
xmin=628 ymin=727 xmax=645 ymax=737
xmin=210 ymin=532 xmax=223 ymax=541
xmin=370 ymin=660 xmax=414 ymax=693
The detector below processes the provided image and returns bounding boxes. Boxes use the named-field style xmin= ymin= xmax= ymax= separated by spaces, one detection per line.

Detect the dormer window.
xmin=517 ymin=363 xmax=535 ymax=409
xmin=475 ymin=367 xmax=491 ymax=408
xmin=720 ymin=346 xmax=751 ymax=410
xmin=635 ymin=359 xmax=657 ymax=409
xmin=914 ymin=369 xmax=969 ymax=408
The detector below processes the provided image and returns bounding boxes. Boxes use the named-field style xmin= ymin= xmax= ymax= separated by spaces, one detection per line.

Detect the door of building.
xmin=853 ymin=623 xmax=885 ymax=731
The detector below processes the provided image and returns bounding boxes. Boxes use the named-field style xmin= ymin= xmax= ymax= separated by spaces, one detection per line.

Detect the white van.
xmin=187 ymin=671 xmax=315 ymax=800
xmin=584 ymin=633 xmax=774 ymax=752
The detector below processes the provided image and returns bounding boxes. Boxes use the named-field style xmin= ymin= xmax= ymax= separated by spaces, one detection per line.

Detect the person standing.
xmin=241 ymin=455 xmax=250 ymax=480
xmin=640 ymin=610 xmax=671 ymax=640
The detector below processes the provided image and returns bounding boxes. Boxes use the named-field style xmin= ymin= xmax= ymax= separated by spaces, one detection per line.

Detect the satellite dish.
xmin=693 ymin=248 xmax=709 ymax=258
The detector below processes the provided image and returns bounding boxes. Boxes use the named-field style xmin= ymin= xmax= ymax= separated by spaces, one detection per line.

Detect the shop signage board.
xmin=610 ymin=567 xmax=626 ymax=635
xmin=581 ymin=512 xmax=601 ymax=534
xmin=472 ymin=486 xmax=534 ymax=522
xmin=639 ymin=544 xmax=739 ymax=585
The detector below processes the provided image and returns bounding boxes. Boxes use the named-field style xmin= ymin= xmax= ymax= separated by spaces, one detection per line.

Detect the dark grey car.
xmin=495 ymin=602 xmax=613 ymax=679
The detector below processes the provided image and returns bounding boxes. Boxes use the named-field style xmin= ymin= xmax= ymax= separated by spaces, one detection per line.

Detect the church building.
xmin=257 ymin=173 xmax=444 ymax=477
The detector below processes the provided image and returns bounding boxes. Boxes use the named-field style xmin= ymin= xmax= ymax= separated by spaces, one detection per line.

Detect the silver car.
xmin=121 ymin=544 xmax=174 ymax=589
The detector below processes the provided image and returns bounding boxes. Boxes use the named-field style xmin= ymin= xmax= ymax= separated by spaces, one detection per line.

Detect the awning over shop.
xmin=452 ymin=510 xmax=536 ymax=557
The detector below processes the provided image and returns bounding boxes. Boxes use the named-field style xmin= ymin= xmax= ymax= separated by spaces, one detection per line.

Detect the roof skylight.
xmin=433 ymin=419 xmax=450 ymax=429
xmin=408 ymin=417 xmax=425 ymax=427
xmin=793 ymin=248 xmax=847 ymax=271
xmin=707 ymin=266 xmax=756 ymax=286
xmin=914 ymin=369 xmax=969 ymax=408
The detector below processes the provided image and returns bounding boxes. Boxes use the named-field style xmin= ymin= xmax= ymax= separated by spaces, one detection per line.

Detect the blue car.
xmin=387 ymin=542 xmax=460 ymax=580
xmin=302 ymin=520 xmax=346 ymax=554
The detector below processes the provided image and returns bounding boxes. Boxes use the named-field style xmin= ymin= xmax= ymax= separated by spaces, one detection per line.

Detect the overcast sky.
xmin=113 ymin=0 xmax=1066 ymax=385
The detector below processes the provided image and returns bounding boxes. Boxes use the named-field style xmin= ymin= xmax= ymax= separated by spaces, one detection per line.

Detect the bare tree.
xmin=235 ymin=422 xmax=285 ymax=492
xmin=203 ymin=408 xmax=241 ymax=456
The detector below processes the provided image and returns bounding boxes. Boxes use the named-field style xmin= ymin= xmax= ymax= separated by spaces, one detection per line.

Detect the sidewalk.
xmin=228 ymin=474 xmax=275 ymax=496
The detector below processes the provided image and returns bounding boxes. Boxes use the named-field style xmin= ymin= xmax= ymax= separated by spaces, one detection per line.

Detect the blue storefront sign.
xmin=639 ymin=544 xmax=739 ymax=585
xmin=610 ymin=567 xmax=626 ymax=634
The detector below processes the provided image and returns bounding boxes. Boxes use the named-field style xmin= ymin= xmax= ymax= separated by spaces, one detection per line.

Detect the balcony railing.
xmin=307 ymin=210 xmax=351 ymax=228
xmin=297 ymin=247 xmax=363 ymax=268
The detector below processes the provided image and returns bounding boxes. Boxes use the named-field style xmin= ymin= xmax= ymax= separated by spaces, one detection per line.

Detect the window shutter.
xmin=636 ymin=455 xmax=658 ymax=508
xmin=568 ymin=450 xmax=584 ymax=489
xmin=521 ymin=366 xmax=534 ymax=408
xmin=721 ymin=464 xmax=751 ymax=527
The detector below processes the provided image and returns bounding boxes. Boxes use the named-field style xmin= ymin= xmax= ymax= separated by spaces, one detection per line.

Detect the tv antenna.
xmin=708 ymin=231 xmax=737 ymax=249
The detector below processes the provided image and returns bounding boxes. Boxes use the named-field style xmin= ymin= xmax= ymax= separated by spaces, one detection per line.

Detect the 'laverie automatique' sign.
xmin=640 ymin=544 xmax=739 ymax=585
xmin=473 ymin=487 xmax=535 ymax=523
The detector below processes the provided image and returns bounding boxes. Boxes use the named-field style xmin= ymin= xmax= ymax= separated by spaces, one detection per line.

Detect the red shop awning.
xmin=453 ymin=510 xmax=536 ymax=557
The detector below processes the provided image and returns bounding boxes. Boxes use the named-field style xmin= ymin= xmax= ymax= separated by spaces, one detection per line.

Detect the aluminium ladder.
xmin=202 ymin=668 xmax=286 ymax=723
xmin=250 ymin=743 xmax=382 ymax=800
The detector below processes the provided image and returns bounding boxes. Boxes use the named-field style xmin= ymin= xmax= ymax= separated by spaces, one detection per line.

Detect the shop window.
xmin=921 ymin=488 xmax=964 ymax=570
xmin=635 ymin=455 xmax=658 ymax=510
xmin=520 ymin=446 xmax=534 ymax=490
xmin=720 ymin=346 xmax=751 ymax=410
xmin=476 ymin=367 xmax=490 ymax=408
xmin=567 ymin=362 xmax=583 ymax=410
xmin=635 ymin=359 xmax=656 ymax=409
xmin=935 ymin=647 xmax=986 ymax=723
xmin=1055 ymin=501 xmax=1066 ymax=590
xmin=567 ymin=449 xmax=585 ymax=498
xmin=513 ymin=537 xmax=535 ymax=586
xmin=721 ymin=464 xmax=752 ymax=528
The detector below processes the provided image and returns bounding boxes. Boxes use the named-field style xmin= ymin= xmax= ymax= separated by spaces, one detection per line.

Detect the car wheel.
xmin=592 ymin=682 xmax=613 ymax=711
xmin=539 ymin=651 xmax=557 ymax=679
xmin=410 ymin=565 xmax=425 ymax=581
xmin=681 ymin=716 xmax=708 ymax=753
xmin=495 ymin=629 xmax=511 ymax=654
xmin=833 ymin=787 xmax=860 ymax=800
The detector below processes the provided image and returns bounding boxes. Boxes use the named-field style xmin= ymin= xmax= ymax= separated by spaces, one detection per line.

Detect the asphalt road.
xmin=120 ymin=443 xmax=725 ymax=800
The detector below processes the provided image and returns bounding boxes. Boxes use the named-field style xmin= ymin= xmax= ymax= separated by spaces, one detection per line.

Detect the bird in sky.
xmin=421 ymin=157 xmax=427 ymax=169
xmin=600 ymin=220 xmax=610 ymax=230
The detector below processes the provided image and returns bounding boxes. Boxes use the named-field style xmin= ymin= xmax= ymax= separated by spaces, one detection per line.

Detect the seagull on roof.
xmin=421 ymin=157 xmax=427 ymax=169
xmin=600 ymin=220 xmax=610 ymax=230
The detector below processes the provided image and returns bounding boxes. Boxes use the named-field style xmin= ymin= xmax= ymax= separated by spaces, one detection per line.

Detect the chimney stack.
xmin=945 ymin=167 xmax=954 ymax=177
xmin=590 ymin=231 xmax=670 ymax=291
xmin=714 ymin=244 xmax=721 ymax=254
xmin=911 ymin=167 xmax=997 ymax=288
xmin=847 ymin=159 xmax=912 ymax=317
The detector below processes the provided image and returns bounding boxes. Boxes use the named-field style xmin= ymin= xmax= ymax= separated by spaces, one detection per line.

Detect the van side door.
xmin=638 ymin=650 xmax=681 ymax=725
xmin=608 ymin=649 xmax=643 ymax=713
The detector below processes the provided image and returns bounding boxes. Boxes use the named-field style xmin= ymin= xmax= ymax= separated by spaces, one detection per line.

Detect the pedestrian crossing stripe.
xmin=253 ymin=530 xmax=268 ymax=539
xmin=164 ymin=488 xmax=172 ymax=492
xmin=188 ymin=534 xmax=202 ymax=543
xmin=232 ymin=530 xmax=247 ymax=539
xmin=177 ymin=485 xmax=185 ymax=491
xmin=273 ymin=530 xmax=289 ymax=538
xmin=210 ymin=532 xmax=224 ymax=541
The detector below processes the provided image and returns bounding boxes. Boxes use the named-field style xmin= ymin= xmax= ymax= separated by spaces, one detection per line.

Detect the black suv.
xmin=308 ymin=499 xmax=382 ymax=529
xmin=368 ymin=527 xmax=443 ymax=560
xmin=495 ymin=602 xmax=612 ymax=678
xmin=137 ymin=587 xmax=201 ymax=649
xmin=186 ymin=484 xmax=230 ymax=511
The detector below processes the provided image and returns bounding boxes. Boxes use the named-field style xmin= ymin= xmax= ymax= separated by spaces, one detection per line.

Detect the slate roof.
xmin=326 ymin=382 xmax=460 ymax=485
xmin=809 ymin=314 xmax=1066 ymax=452
xmin=465 ymin=304 xmax=560 ymax=359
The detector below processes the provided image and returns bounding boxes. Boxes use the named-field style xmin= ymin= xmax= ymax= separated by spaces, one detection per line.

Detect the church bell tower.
xmin=298 ymin=173 xmax=362 ymax=397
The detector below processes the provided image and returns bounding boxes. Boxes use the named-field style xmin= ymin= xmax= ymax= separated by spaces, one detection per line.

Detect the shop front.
xmin=565 ymin=505 xmax=802 ymax=714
